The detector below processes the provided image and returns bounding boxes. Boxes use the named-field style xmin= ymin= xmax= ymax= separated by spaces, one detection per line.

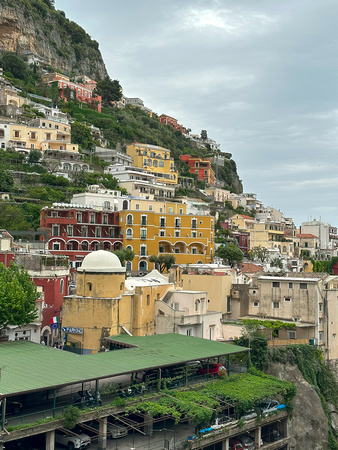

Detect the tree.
xmin=28 ymin=149 xmax=42 ymax=165
xmin=94 ymin=76 xmax=122 ymax=105
xmin=113 ymin=248 xmax=135 ymax=267
xmin=249 ymin=246 xmax=269 ymax=263
xmin=0 ymin=263 xmax=39 ymax=331
xmin=71 ymin=122 xmax=95 ymax=151
xmin=68 ymin=170 xmax=88 ymax=188
xmin=270 ymin=257 xmax=283 ymax=269
xmin=216 ymin=244 xmax=243 ymax=266
xmin=149 ymin=255 xmax=175 ymax=273
xmin=0 ymin=169 xmax=14 ymax=192
xmin=201 ymin=130 xmax=208 ymax=140
xmin=1 ymin=53 xmax=27 ymax=80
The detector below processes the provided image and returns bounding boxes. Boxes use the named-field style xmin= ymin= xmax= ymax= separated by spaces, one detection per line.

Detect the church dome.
xmin=78 ymin=250 xmax=126 ymax=273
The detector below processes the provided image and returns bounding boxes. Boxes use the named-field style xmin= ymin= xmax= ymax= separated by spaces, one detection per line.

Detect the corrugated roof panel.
xmin=0 ymin=334 xmax=248 ymax=396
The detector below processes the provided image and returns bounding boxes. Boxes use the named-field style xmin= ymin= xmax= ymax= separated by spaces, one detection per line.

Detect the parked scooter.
xmin=74 ymin=389 xmax=102 ymax=407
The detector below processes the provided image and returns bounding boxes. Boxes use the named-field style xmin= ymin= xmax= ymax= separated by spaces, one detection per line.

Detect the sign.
xmin=50 ymin=323 xmax=59 ymax=330
xmin=61 ymin=327 xmax=83 ymax=334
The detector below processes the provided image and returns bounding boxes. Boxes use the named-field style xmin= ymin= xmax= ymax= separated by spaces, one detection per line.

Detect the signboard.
xmin=50 ymin=323 xmax=59 ymax=330
xmin=61 ymin=327 xmax=83 ymax=334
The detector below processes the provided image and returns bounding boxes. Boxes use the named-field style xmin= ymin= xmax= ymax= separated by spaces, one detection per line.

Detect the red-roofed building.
xmin=296 ymin=233 xmax=319 ymax=257
xmin=159 ymin=114 xmax=187 ymax=133
xmin=180 ymin=154 xmax=215 ymax=186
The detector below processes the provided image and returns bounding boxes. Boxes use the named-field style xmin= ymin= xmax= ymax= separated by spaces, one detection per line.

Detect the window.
xmin=273 ymin=302 xmax=280 ymax=309
xmin=319 ymin=332 xmax=323 ymax=342
xmin=169 ymin=207 xmax=173 ymax=213
xmin=140 ymin=245 xmax=146 ymax=256
xmin=192 ymin=247 xmax=197 ymax=254
xmin=126 ymin=214 xmax=133 ymax=225
xmin=319 ymin=303 xmax=322 ymax=312
xmin=175 ymin=218 xmax=181 ymax=228
xmin=52 ymin=225 xmax=59 ymax=236
xmin=103 ymin=214 xmax=108 ymax=224
xmin=160 ymin=217 xmax=166 ymax=227
xmin=289 ymin=331 xmax=296 ymax=339
xmin=253 ymin=301 xmax=259 ymax=307
xmin=123 ymin=200 xmax=128 ymax=210
xmin=60 ymin=279 xmax=64 ymax=294
xmin=76 ymin=213 xmax=82 ymax=223
xmin=175 ymin=247 xmax=180 ymax=253
xmin=147 ymin=294 xmax=150 ymax=306
xmin=141 ymin=215 xmax=147 ymax=226
xmin=319 ymin=318 xmax=323 ymax=325
xmin=53 ymin=242 xmax=60 ymax=250
xmin=272 ymin=282 xmax=280 ymax=288
xmin=192 ymin=231 xmax=197 ymax=238
xmin=179 ymin=208 xmax=183 ymax=214
xmin=149 ymin=205 xmax=153 ymax=211
xmin=300 ymin=283 xmax=307 ymax=290
xmin=192 ymin=218 xmax=197 ymax=229
xmin=126 ymin=261 xmax=132 ymax=271
xmin=186 ymin=329 xmax=192 ymax=336
xmin=67 ymin=225 xmax=73 ymax=236
xmin=0 ymin=129 xmax=4 ymax=137
xmin=135 ymin=203 xmax=140 ymax=210
xmin=159 ymin=230 xmax=165 ymax=237
xmin=289 ymin=282 xmax=293 ymax=289
xmin=195 ymin=300 xmax=200 ymax=312
xmin=14 ymin=130 xmax=20 ymax=137
xmin=96 ymin=228 xmax=101 ymax=237
xmin=46 ymin=133 xmax=51 ymax=140
xmin=81 ymin=226 xmax=87 ymax=237
xmin=126 ymin=228 xmax=133 ymax=238
xmin=90 ymin=214 xmax=95 ymax=224
xmin=31 ymin=132 xmax=36 ymax=139
xmin=81 ymin=242 xmax=88 ymax=251
xmin=140 ymin=228 xmax=147 ymax=239
xmin=103 ymin=201 xmax=110 ymax=210
xmin=284 ymin=297 xmax=291 ymax=302
xmin=87 ymin=282 xmax=92 ymax=292
xmin=175 ymin=230 xmax=180 ymax=237
xmin=159 ymin=246 xmax=164 ymax=253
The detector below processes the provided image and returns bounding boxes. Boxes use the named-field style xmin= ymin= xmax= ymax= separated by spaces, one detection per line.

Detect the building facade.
xmin=180 ymin=154 xmax=215 ymax=186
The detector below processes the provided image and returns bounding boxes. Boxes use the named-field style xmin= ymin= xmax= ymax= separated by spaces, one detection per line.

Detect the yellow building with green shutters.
xmin=120 ymin=210 xmax=214 ymax=272
xmin=126 ymin=142 xmax=178 ymax=186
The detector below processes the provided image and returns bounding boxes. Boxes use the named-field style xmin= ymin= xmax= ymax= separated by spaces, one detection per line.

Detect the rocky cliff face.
xmin=266 ymin=362 xmax=329 ymax=450
xmin=0 ymin=0 xmax=107 ymax=79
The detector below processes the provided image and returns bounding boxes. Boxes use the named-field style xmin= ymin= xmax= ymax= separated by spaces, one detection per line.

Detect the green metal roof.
xmin=0 ymin=334 xmax=248 ymax=396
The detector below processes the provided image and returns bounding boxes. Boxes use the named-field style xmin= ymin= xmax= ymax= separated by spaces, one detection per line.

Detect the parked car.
xmin=198 ymin=363 xmax=227 ymax=377
xmin=87 ymin=419 xmax=128 ymax=439
xmin=212 ymin=415 xmax=234 ymax=430
xmin=231 ymin=435 xmax=255 ymax=450
xmin=258 ymin=399 xmax=286 ymax=416
xmin=55 ymin=430 xmax=91 ymax=449
xmin=240 ymin=409 xmax=257 ymax=421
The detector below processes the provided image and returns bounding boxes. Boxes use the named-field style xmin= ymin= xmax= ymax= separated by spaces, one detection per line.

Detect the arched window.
xmin=159 ymin=160 xmax=164 ymax=167
xmin=81 ymin=242 xmax=88 ymax=251
xmin=103 ymin=201 xmax=110 ymax=210
xmin=139 ymin=260 xmax=148 ymax=272
xmin=126 ymin=214 xmax=133 ymax=225
xmin=123 ymin=200 xmax=128 ymax=210
xmin=126 ymin=261 xmax=132 ymax=271
xmin=126 ymin=228 xmax=133 ymax=238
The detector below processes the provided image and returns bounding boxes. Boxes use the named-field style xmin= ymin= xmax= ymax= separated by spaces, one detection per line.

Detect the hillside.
xmin=0 ymin=0 xmax=107 ymax=79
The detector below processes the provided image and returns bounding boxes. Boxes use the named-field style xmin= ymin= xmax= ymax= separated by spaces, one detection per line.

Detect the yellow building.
xmin=128 ymin=199 xmax=187 ymax=214
xmin=120 ymin=210 xmax=214 ymax=271
xmin=249 ymin=221 xmax=287 ymax=253
xmin=0 ymin=119 xmax=78 ymax=153
xmin=62 ymin=250 xmax=173 ymax=353
xmin=231 ymin=214 xmax=256 ymax=232
xmin=126 ymin=143 xmax=178 ymax=185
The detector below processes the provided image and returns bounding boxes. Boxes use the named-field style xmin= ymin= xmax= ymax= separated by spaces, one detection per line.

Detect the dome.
xmin=78 ymin=250 xmax=126 ymax=273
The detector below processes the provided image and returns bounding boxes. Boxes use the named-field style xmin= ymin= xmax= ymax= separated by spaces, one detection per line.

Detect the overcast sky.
xmin=55 ymin=0 xmax=338 ymax=228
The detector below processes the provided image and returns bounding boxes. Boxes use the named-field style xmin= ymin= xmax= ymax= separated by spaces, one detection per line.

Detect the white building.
xmin=301 ymin=219 xmax=330 ymax=250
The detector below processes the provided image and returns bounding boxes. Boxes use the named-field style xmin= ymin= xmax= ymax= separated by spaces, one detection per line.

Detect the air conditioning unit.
xmin=1 ymin=329 xmax=7 ymax=336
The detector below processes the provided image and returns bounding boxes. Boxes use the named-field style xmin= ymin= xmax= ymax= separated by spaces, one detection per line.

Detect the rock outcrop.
xmin=0 ymin=0 xmax=107 ymax=80
xmin=266 ymin=362 xmax=329 ymax=450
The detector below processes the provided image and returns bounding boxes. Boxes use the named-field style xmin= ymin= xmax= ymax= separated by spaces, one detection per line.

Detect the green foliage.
xmin=95 ymin=76 xmax=122 ymax=105
xmin=269 ymin=345 xmax=338 ymax=448
xmin=234 ymin=334 xmax=268 ymax=371
xmin=0 ymin=262 xmax=39 ymax=330
xmin=0 ymin=202 xmax=36 ymax=231
xmin=27 ymin=149 xmax=42 ymax=164
xmin=270 ymin=257 xmax=283 ymax=269
xmin=62 ymin=405 xmax=81 ymax=430
xmin=249 ymin=246 xmax=269 ymax=263
xmin=101 ymin=174 xmax=118 ymax=190
xmin=311 ymin=257 xmax=338 ymax=274
xmin=0 ymin=169 xmax=14 ymax=192
xmin=71 ymin=122 xmax=95 ymax=151
xmin=113 ymin=248 xmax=135 ymax=266
xmin=126 ymin=372 xmax=295 ymax=428
xmin=149 ymin=254 xmax=176 ymax=273
xmin=1 ymin=53 xmax=27 ymax=79
xmin=216 ymin=244 xmax=244 ymax=266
